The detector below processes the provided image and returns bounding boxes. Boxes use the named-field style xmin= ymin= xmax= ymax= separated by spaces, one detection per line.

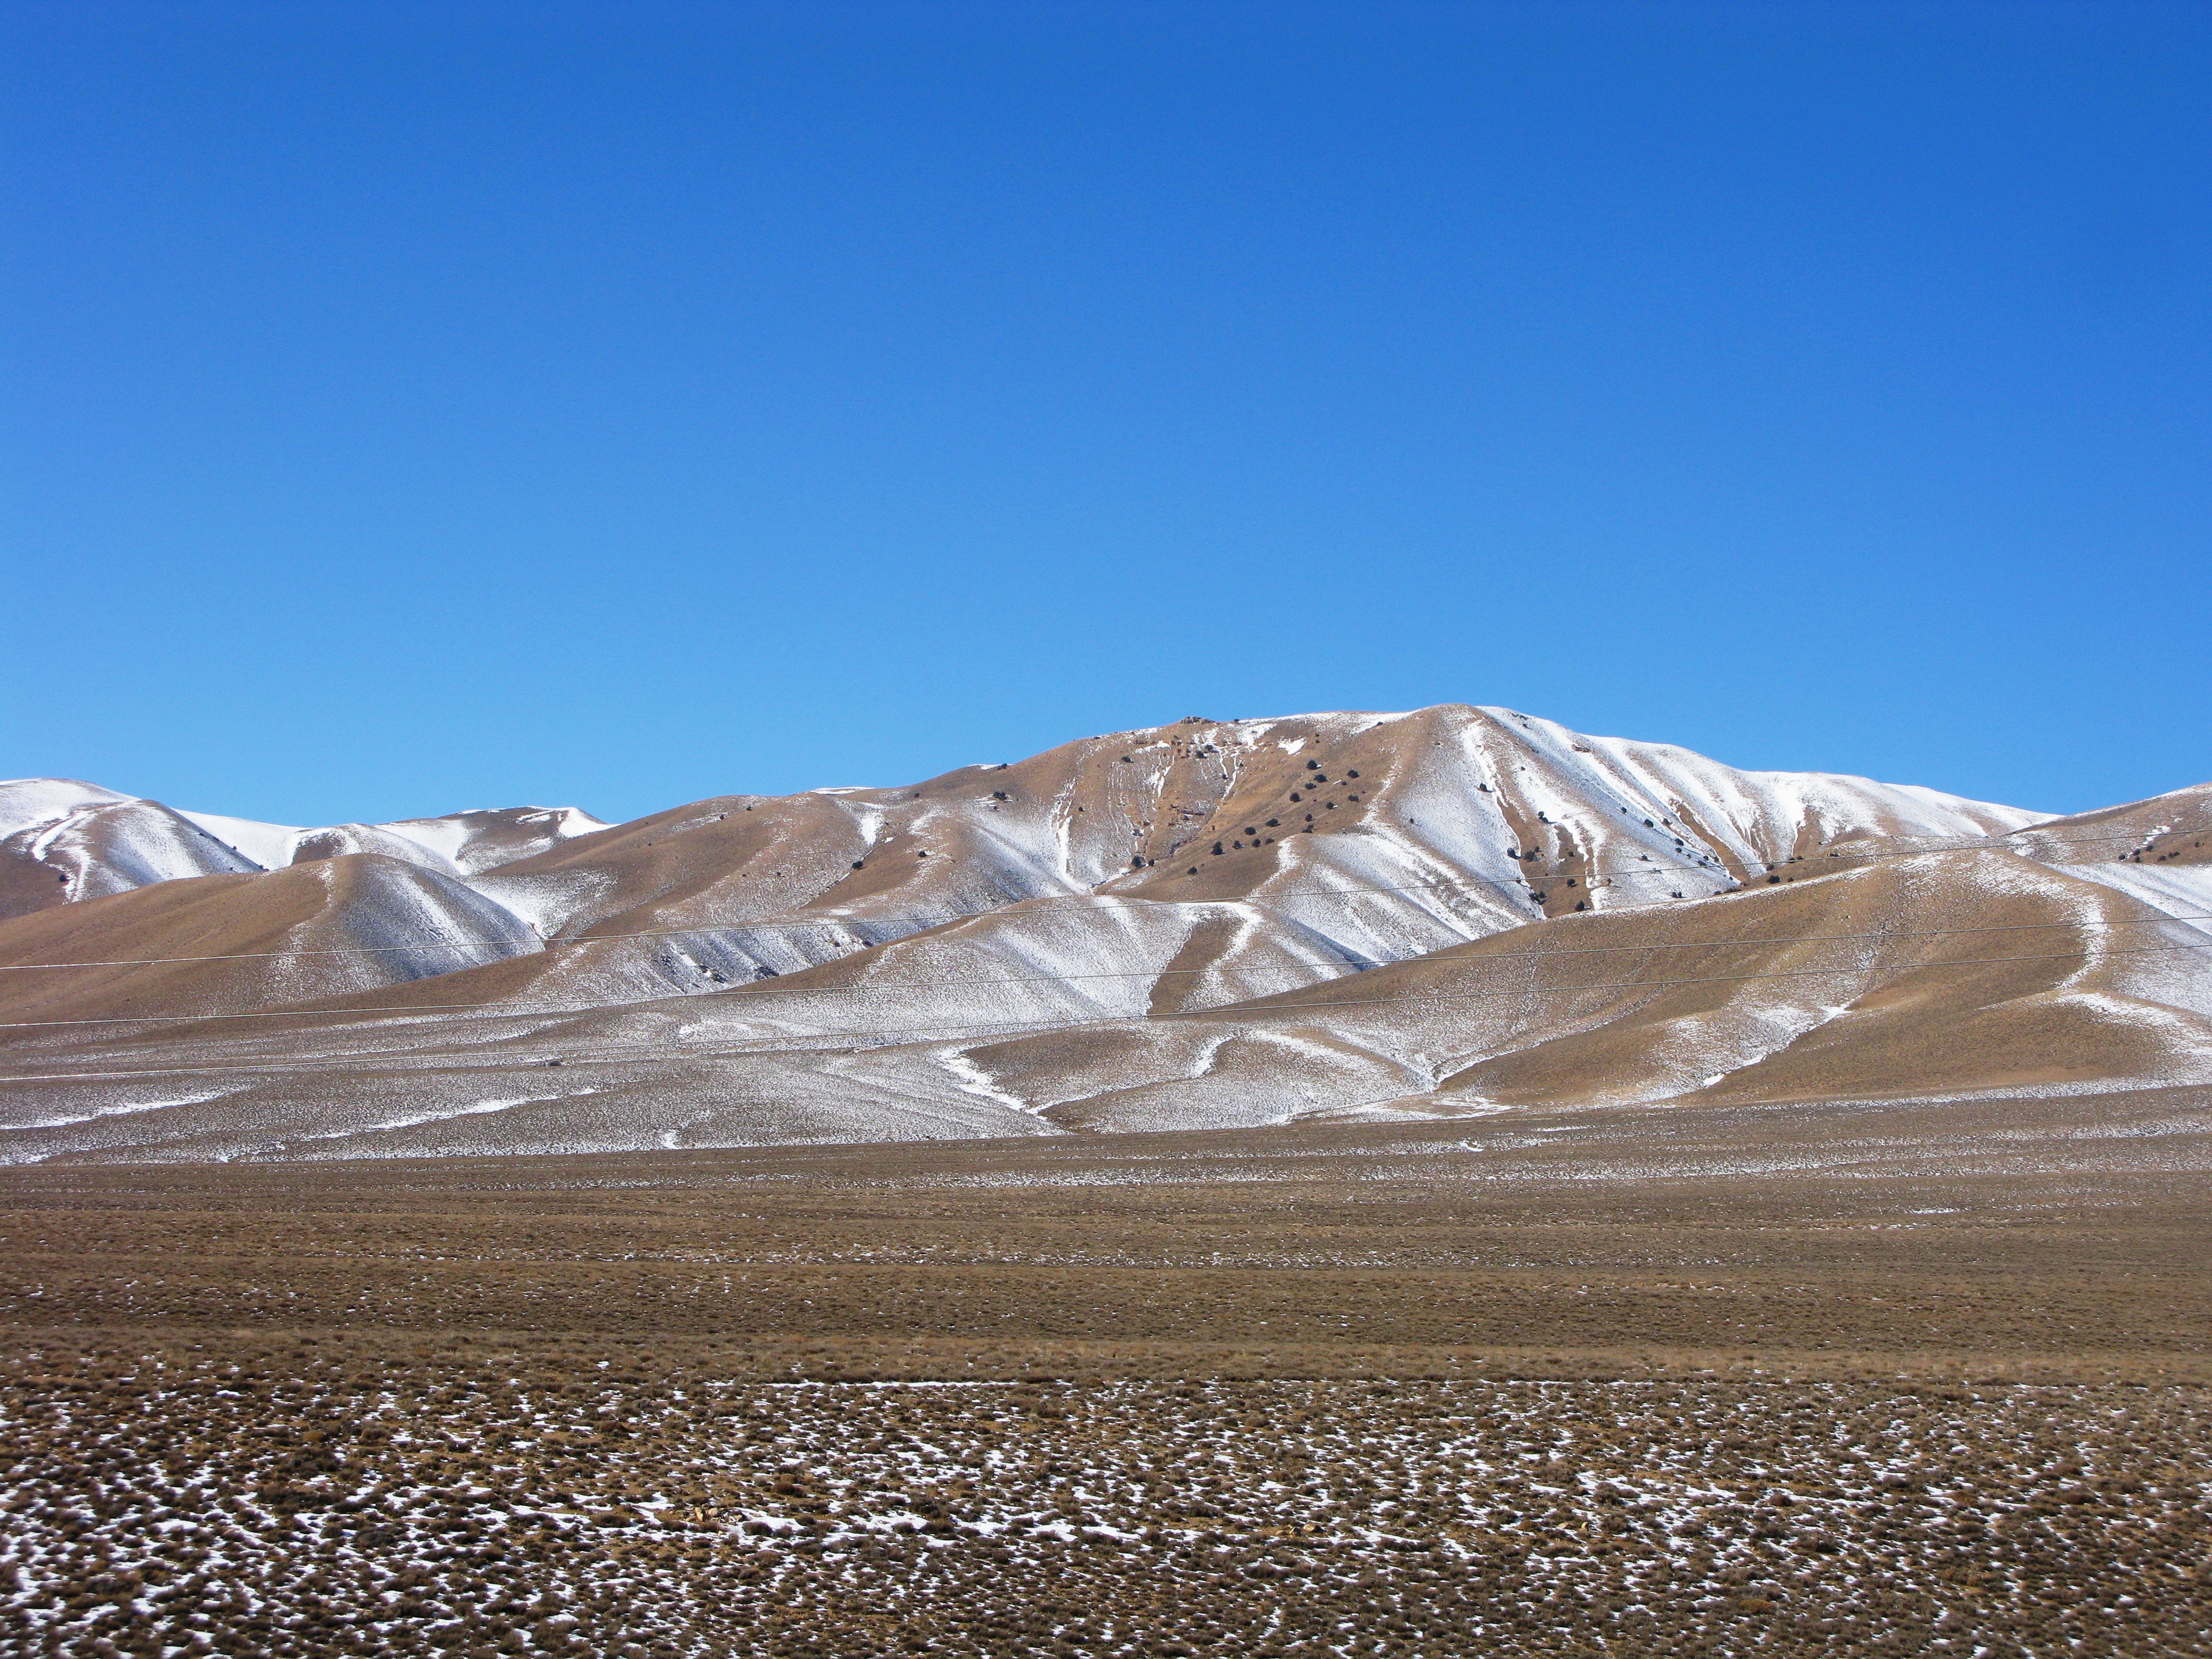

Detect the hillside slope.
xmin=3 ymin=706 xmax=2202 ymax=1161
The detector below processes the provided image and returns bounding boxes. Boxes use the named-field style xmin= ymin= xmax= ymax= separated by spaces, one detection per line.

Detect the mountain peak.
xmin=2 ymin=705 xmax=2203 ymax=1161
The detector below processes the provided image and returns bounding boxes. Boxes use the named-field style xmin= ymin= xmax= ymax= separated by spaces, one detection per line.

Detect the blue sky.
xmin=4 ymin=1 xmax=2206 ymax=826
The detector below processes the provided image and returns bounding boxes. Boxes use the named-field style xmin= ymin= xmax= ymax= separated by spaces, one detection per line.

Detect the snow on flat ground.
xmin=4 ymin=1365 xmax=2204 ymax=1658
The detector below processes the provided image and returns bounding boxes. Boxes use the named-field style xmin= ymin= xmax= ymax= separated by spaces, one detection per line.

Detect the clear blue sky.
xmin=4 ymin=1 xmax=2206 ymax=827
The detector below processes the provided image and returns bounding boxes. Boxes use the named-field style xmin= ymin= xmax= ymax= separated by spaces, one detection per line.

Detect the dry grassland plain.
xmin=3 ymin=1087 xmax=2209 ymax=1657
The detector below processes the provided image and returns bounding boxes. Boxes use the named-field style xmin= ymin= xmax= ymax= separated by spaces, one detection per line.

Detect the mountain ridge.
xmin=1 ymin=703 xmax=2204 ymax=1162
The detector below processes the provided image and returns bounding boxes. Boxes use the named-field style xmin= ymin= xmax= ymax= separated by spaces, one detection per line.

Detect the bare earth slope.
xmin=2 ymin=706 xmax=2205 ymax=1161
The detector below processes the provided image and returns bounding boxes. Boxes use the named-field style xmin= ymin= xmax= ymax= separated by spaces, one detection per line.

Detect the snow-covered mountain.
xmin=1 ymin=705 xmax=2205 ymax=1161
xmin=0 ymin=781 xmax=604 ymax=924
